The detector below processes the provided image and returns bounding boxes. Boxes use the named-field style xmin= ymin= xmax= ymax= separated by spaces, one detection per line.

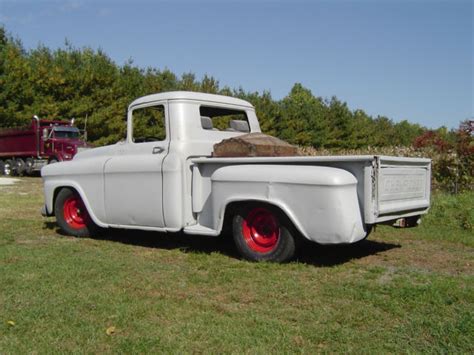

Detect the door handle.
xmin=152 ymin=146 xmax=164 ymax=154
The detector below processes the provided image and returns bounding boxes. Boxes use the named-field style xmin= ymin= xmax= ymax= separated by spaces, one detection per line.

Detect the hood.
xmin=73 ymin=141 xmax=125 ymax=161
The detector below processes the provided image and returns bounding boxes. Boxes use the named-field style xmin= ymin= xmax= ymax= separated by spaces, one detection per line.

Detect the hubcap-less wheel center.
xmin=63 ymin=196 xmax=89 ymax=230
xmin=242 ymin=207 xmax=280 ymax=253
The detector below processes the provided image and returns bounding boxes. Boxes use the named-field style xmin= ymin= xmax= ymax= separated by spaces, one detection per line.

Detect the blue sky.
xmin=0 ymin=0 xmax=472 ymax=129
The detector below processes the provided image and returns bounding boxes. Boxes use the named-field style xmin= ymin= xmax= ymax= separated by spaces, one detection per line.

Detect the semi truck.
xmin=41 ymin=92 xmax=431 ymax=262
xmin=0 ymin=116 xmax=87 ymax=176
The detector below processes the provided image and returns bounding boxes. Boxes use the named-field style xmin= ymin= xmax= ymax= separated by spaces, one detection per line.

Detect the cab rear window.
xmin=199 ymin=106 xmax=250 ymax=133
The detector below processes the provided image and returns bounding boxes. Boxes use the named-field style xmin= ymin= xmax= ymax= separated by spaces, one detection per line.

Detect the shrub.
xmin=299 ymin=121 xmax=473 ymax=193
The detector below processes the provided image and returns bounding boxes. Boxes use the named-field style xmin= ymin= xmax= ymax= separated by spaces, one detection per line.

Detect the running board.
xmin=183 ymin=224 xmax=219 ymax=236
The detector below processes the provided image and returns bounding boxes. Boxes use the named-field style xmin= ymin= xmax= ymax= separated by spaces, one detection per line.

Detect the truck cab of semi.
xmin=41 ymin=123 xmax=84 ymax=162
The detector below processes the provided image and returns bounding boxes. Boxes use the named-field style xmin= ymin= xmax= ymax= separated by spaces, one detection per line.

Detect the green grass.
xmin=1 ymin=177 xmax=473 ymax=353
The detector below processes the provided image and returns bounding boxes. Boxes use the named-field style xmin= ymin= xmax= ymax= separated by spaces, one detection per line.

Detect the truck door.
xmin=103 ymin=102 xmax=169 ymax=227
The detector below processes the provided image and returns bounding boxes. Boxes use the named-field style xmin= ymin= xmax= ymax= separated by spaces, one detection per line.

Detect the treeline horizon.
xmin=0 ymin=26 xmax=464 ymax=148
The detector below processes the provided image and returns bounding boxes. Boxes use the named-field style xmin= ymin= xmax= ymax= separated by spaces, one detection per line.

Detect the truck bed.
xmin=192 ymin=155 xmax=431 ymax=224
xmin=0 ymin=127 xmax=37 ymax=157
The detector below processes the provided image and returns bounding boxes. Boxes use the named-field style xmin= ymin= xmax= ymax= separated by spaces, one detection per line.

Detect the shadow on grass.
xmin=44 ymin=221 xmax=239 ymax=258
xmin=44 ymin=222 xmax=400 ymax=267
xmin=102 ymin=228 xmax=241 ymax=258
xmin=295 ymin=239 xmax=401 ymax=267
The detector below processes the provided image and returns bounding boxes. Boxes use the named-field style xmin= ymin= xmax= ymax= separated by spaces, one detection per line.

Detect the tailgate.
xmin=374 ymin=156 xmax=431 ymax=223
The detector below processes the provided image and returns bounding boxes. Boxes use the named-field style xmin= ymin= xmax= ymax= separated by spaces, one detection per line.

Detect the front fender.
xmin=43 ymin=179 xmax=108 ymax=228
xmin=42 ymin=157 xmax=108 ymax=227
xmin=208 ymin=164 xmax=367 ymax=244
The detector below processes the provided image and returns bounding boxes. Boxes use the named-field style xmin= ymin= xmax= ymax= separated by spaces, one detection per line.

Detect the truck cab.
xmin=42 ymin=124 xmax=84 ymax=162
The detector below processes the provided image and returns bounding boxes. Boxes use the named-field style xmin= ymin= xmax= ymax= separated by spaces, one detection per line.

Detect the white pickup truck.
xmin=41 ymin=91 xmax=431 ymax=262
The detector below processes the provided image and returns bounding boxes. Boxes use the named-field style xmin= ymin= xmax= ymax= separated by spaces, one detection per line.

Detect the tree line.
xmin=0 ymin=26 xmax=468 ymax=152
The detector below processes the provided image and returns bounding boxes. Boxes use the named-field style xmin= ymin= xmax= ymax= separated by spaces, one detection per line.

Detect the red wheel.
xmin=242 ymin=207 xmax=280 ymax=253
xmin=54 ymin=188 xmax=99 ymax=237
xmin=63 ymin=195 xmax=89 ymax=230
xmin=232 ymin=204 xmax=296 ymax=262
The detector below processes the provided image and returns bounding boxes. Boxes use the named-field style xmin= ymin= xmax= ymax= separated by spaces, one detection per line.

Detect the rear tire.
xmin=4 ymin=159 xmax=14 ymax=176
xmin=15 ymin=158 xmax=26 ymax=176
xmin=54 ymin=188 xmax=99 ymax=237
xmin=232 ymin=204 xmax=296 ymax=262
xmin=25 ymin=158 xmax=34 ymax=175
xmin=0 ymin=161 xmax=4 ymax=175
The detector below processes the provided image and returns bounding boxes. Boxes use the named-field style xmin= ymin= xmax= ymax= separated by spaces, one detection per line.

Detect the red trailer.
xmin=0 ymin=116 xmax=87 ymax=176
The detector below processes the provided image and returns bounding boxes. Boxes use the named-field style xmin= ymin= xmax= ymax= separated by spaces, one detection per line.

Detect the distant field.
xmin=0 ymin=177 xmax=473 ymax=353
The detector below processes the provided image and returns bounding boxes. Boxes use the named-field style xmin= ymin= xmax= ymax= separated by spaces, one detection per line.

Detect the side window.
xmin=199 ymin=106 xmax=250 ymax=132
xmin=132 ymin=105 xmax=166 ymax=143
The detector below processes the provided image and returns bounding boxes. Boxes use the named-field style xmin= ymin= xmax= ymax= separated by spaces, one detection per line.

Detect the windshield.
xmin=53 ymin=126 xmax=80 ymax=139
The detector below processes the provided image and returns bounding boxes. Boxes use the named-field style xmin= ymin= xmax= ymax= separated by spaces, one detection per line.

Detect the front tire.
xmin=54 ymin=188 xmax=98 ymax=237
xmin=232 ymin=204 xmax=296 ymax=262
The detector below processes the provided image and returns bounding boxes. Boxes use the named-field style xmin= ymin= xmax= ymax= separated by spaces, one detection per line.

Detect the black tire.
xmin=232 ymin=204 xmax=296 ymax=262
xmin=0 ymin=161 xmax=4 ymax=175
xmin=4 ymin=159 xmax=14 ymax=176
xmin=54 ymin=187 xmax=99 ymax=237
xmin=25 ymin=158 xmax=35 ymax=175
xmin=15 ymin=158 xmax=26 ymax=176
xmin=49 ymin=158 xmax=59 ymax=164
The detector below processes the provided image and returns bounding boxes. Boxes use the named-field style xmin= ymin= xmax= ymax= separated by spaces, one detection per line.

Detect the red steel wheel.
xmin=242 ymin=207 xmax=280 ymax=253
xmin=232 ymin=204 xmax=296 ymax=262
xmin=63 ymin=194 xmax=89 ymax=230
xmin=54 ymin=187 xmax=99 ymax=237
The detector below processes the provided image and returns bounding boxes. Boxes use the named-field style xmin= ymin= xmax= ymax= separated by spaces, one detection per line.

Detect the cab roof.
xmin=129 ymin=91 xmax=254 ymax=109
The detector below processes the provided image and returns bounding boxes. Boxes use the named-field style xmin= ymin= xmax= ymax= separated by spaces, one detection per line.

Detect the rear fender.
xmin=217 ymin=197 xmax=305 ymax=238
xmin=207 ymin=164 xmax=366 ymax=244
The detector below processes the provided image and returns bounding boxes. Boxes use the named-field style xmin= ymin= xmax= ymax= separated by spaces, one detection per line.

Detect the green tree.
xmin=278 ymin=83 xmax=328 ymax=146
xmin=324 ymin=96 xmax=354 ymax=148
xmin=0 ymin=25 xmax=432 ymax=150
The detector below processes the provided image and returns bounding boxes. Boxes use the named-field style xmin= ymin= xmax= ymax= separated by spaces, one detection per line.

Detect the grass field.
xmin=1 ymin=177 xmax=473 ymax=353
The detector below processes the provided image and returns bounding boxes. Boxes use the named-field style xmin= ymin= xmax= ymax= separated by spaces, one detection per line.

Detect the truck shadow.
xmin=295 ymin=239 xmax=401 ymax=267
xmin=45 ymin=222 xmax=400 ymax=267
xmin=99 ymin=228 xmax=240 ymax=258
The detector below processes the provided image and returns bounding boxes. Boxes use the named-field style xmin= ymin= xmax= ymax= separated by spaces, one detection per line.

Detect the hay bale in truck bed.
xmin=213 ymin=133 xmax=299 ymax=157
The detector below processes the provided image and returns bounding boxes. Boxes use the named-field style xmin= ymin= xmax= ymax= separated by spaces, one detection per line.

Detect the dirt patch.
xmin=0 ymin=177 xmax=21 ymax=186
xmin=356 ymin=236 xmax=474 ymax=276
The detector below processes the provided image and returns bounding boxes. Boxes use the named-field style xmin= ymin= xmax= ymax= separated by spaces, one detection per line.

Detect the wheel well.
xmin=52 ymin=186 xmax=76 ymax=213
xmin=223 ymin=200 xmax=298 ymax=234
xmin=51 ymin=186 xmax=104 ymax=230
